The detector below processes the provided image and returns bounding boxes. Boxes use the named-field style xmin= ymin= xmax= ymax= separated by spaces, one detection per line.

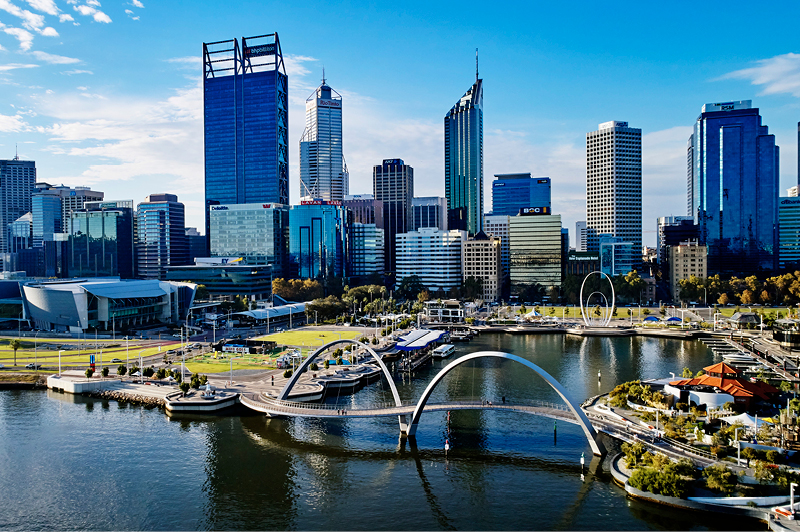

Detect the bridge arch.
xmin=406 ymin=351 xmax=606 ymax=456
xmin=277 ymin=339 xmax=408 ymax=432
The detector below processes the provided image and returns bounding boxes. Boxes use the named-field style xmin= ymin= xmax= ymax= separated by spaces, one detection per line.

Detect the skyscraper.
xmin=69 ymin=200 xmax=135 ymax=279
xmin=575 ymin=221 xmax=587 ymax=252
xmin=373 ymin=159 xmax=413 ymax=274
xmin=136 ymin=194 xmax=188 ymax=280
xmin=688 ymin=101 xmax=779 ymax=274
xmin=288 ymin=201 xmax=349 ymax=280
xmin=31 ymin=183 xmax=104 ymax=247
xmin=445 ymin=66 xmax=483 ymax=235
xmin=586 ymin=121 xmax=642 ymax=253
xmin=0 ymin=156 xmax=35 ymax=270
xmin=203 ymin=33 xmax=288 ymax=237
xmin=491 ymin=174 xmax=550 ymax=216
xmin=300 ymin=77 xmax=348 ymax=201
xmin=412 ymin=197 xmax=447 ymax=231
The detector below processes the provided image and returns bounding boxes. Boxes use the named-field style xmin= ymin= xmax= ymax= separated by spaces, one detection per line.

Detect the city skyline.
xmin=0 ymin=1 xmax=799 ymax=245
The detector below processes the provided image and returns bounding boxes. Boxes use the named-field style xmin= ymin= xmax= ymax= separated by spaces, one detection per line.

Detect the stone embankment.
xmin=87 ymin=388 xmax=167 ymax=407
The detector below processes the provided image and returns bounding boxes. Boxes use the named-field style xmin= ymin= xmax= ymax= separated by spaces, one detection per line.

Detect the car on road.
xmin=24 ymin=363 xmax=42 ymax=369
xmin=111 ymin=358 xmax=122 ymax=363
xmin=192 ymin=343 xmax=202 ymax=348
xmin=172 ymin=334 xmax=183 ymax=339
xmin=231 ymin=334 xmax=242 ymax=339
xmin=0 ymin=364 xmax=5 ymax=369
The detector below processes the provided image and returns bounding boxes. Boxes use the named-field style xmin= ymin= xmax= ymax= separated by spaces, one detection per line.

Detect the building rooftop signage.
xmin=519 ymin=206 xmax=550 ymax=216
xmin=300 ymin=200 xmax=342 ymax=206
xmin=244 ymin=43 xmax=275 ymax=57
xmin=702 ymin=100 xmax=751 ymax=113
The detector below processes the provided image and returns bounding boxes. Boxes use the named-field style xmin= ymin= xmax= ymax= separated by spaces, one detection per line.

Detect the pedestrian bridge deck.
xmin=240 ymin=393 xmax=583 ymax=425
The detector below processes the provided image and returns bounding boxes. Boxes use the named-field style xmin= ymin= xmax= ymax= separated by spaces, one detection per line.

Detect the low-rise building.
xmin=423 ymin=299 xmax=464 ymax=323
xmin=669 ymin=240 xmax=707 ymax=302
xmin=462 ymin=231 xmax=501 ymax=302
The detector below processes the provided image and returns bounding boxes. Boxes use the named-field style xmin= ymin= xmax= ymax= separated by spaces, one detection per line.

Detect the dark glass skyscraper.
xmin=445 ymin=75 xmax=483 ymax=235
xmin=688 ymin=100 xmax=779 ymax=274
xmin=203 ymin=33 xmax=288 ymax=237
xmin=136 ymin=194 xmax=188 ymax=280
xmin=0 ymin=157 xmax=35 ymax=271
xmin=373 ymin=159 xmax=413 ymax=274
xmin=68 ymin=200 xmax=135 ymax=279
xmin=491 ymin=173 xmax=551 ymax=216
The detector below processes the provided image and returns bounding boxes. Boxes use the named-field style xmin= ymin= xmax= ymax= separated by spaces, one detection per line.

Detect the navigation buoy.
xmin=445 ymin=439 xmax=450 ymax=455
xmin=580 ymin=451 xmax=585 ymax=468
xmin=598 ymin=371 xmax=601 ymax=380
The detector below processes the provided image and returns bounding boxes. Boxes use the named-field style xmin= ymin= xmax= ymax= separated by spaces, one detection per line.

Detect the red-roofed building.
xmin=665 ymin=362 xmax=779 ymax=410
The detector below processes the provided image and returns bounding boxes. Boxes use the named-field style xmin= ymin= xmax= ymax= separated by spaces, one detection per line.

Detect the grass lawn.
xmin=255 ymin=329 xmax=362 ymax=347
xmin=0 ymin=345 xmax=172 ymax=366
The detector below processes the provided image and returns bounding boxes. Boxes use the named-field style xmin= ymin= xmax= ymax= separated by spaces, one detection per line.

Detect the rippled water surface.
xmin=0 ymin=334 xmax=766 ymax=530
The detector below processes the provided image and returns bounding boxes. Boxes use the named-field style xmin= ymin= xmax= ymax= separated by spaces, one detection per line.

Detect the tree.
xmin=741 ymin=446 xmax=757 ymax=467
xmin=703 ymin=464 xmax=738 ymax=494
xmin=681 ymin=367 xmax=693 ymax=378
xmin=10 ymin=339 xmax=21 ymax=367
xmin=462 ymin=276 xmax=484 ymax=301
xmin=179 ymin=381 xmax=190 ymax=395
xmin=741 ymin=289 xmax=755 ymax=305
xmin=117 ymin=364 xmax=127 ymax=376
xmin=102 ymin=367 xmax=109 ymax=377
xmin=397 ymin=275 xmax=425 ymax=301
xmin=718 ymin=293 xmax=730 ymax=306
xmin=195 ymin=284 xmax=210 ymax=300
xmin=85 ymin=368 xmax=94 ymax=379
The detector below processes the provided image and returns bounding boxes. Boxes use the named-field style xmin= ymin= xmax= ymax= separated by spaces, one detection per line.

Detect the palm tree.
xmin=10 ymin=339 xmax=21 ymax=367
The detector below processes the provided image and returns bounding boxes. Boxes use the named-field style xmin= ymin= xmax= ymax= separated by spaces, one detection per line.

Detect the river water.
xmin=0 ymin=334 xmax=766 ymax=530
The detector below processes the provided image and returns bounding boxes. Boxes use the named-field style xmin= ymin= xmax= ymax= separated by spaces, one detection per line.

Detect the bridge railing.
xmin=255 ymin=394 xmax=571 ymax=413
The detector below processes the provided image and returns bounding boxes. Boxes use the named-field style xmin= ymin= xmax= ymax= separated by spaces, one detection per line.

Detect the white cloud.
xmin=130 ymin=0 xmax=143 ymax=7
xmin=3 ymin=27 xmax=34 ymax=50
xmin=23 ymin=0 xmax=59 ymax=16
xmin=84 ymin=0 xmax=100 ymax=6
xmin=0 ymin=62 xmax=38 ymax=71
xmin=124 ymin=9 xmax=138 ymax=20
xmin=73 ymin=3 xmax=111 ymax=23
xmin=0 ymin=112 xmax=28 ymax=131
xmin=0 ymin=0 xmax=45 ymax=32
xmin=61 ymin=68 xmax=92 ymax=75
xmin=58 ymin=13 xmax=73 ymax=22
xmin=32 ymin=50 xmax=80 ymax=63
xmin=722 ymin=52 xmax=800 ymax=98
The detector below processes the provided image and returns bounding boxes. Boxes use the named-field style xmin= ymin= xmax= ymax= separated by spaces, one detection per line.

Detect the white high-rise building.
xmin=484 ymin=214 xmax=510 ymax=280
xmin=299 ymin=77 xmax=348 ymax=202
xmin=586 ymin=121 xmax=642 ymax=252
xmin=395 ymin=228 xmax=466 ymax=293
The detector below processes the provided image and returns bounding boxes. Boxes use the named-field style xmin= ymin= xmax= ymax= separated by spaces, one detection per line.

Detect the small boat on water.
xmin=722 ymin=353 xmax=757 ymax=364
xmin=432 ymin=344 xmax=455 ymax=359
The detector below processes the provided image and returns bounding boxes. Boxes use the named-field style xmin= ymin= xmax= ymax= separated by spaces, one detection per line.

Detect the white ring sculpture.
xmin=579 ymin=271 xmax=615 ymax=327
xmin=406 ymin=351 xmax=606 ymax=456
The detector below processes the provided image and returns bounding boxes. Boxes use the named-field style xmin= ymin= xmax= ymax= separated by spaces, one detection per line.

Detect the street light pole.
xmin=792 ymin=482 xmax=798 ymax=518
xmin=735 ymin=427 xmax=741 ymax=465
xmin=58 ymin=349 xmax=63 ymax=376
xmin=138 ymin=349 xmax=145 ymax=384
xmin=34 ymin=331 xmax=40 ymax=373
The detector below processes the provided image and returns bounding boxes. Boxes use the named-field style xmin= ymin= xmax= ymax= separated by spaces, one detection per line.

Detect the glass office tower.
xmin=300 ymin=78 xmax=348 ymax=201
xmin=373 ymin=159 xmax=413 ymax=274
xmin=68 ymin=200 xmax=135 ymax=278
xmin=136 ymin=194 xmax=188 ymax=280
xmin=288 ymin=201 xmax=349 ymax=280
xmin=688 ymin=100 xmax=779 ymax=274
xmin=203 ymin=33 xmax=289 ymax=236
xmin=445 ymin=76 xmax=483 ymax=235
xmin=492 ymin=174 xmax=550 ymax=216
xmin=0 ymin=157 xmax=35 ymax=271
xmin=209 ymin=202 xmax=288 ymax=276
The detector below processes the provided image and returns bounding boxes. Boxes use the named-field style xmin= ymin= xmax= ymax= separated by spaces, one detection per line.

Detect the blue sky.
xmin=1 ymin=0 xmax=800 ymax=246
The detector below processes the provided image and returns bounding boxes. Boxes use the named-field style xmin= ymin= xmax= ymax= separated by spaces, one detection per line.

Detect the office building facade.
xmin=136 ymin=194 xmax=188 ymax=280
xmin=0 ymin=157 xmax=35 ymax=270
xmin=373 ymin=159 xmax=413 ymax=274
xmin=669 ymin=240 xmax=707 ymax=302
xmin=203 ymin=34 xmax=289 ymax=236
xmin=343 ymin=194 xmax=383 ymax=228
xmin=445 ymin=77 xmax=483 ymax=234
xmin=599 ymin=236 xmax=636 ymax=277
xmin=656 ymin=216 xmax=697 ymax=265
xmin=484 ymin=214 xmax=510 ymax=283
xmin=462 ymin=231 xmax=501 ymax=302
xmin=780 ymin=197 xmax=800 ymax=271
xmin=395 ymin=228 xmax=466 ymax=293
xmin=349 ymin=223 xmax=384 ymax=278
xmin=68 ymin=200 xmax=135 ymax=279
xmin=688 ymin=100 xmax=779 ymax=274
xmin=491 ymin=174 xmax=551 ymax=216
xmin=575 ymin=221 xmax=587 ymax=252
xmin=412 ymin=196 xmax=448 ymax=231
xmin=300 ymin=79 xmax=348 ymax=201
xmin=586 ymin=121 xmax=642 ymax=252
xmin=288 ymin=201 xmax=349 ymax=280
xmin=208 ymin=202 xmax=288 ymax=276
xmin=509 ymin=213 xmax=562 ymax=291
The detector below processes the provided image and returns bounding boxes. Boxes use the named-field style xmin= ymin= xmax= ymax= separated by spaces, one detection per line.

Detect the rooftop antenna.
xmin=322 ymin=66 xmax=326 ymax=85
xmin=475 ymin=48 xmax=479 ymax=82
xmin=14 ymin=143 xmax=18 ymax=161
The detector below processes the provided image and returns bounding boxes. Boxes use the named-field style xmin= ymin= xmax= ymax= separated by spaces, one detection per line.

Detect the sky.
xmin=1 ymin=0 xmax=800 ymax=247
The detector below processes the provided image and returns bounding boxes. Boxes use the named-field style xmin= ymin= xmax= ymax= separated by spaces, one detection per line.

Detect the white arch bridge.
xmin=241 ymin=341 xmax=606 ymax=456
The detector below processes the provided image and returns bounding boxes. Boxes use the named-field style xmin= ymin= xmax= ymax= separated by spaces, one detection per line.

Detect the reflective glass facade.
xmin=348 ymin=223 xmax=384 ymax=278
xmin=204 ymin=35 xmax=288 ymax=236
xmin=688 ymin=101 xmax=779 ymax=274
xmin=209 ymin=203 xmax=288 ymax=276
xmin=492 ymin=174 xmax=551 ymax=216
xmin=0 ymin=158 xmax=35 ymax=270
xmin=780 ymin=197 xmax=800 ymax=271
xmin=136 ymin=194 xmax=187 ymax=280
xmin=68 ymin=201 xmax=135 ymax=278
xmin=412 ymin=196 xmax=447 ymax=231
xmin=509 ymin=214 xmax=562 ymax=291
xmin=445 ymin=79 xmax=483 ymax=235
xmin=373 ymin=159 xmax=413 ymax=274
xmin=32 ymin=193 xmax=62 ymax=248
xmin=288 ymin=202 xmax=349 ymax=280
xmin=300 ymin=82 xmax=348 ymax=201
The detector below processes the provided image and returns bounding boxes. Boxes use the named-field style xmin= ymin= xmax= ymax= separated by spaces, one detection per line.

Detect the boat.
xmin=432 ymin=344 xmax=455 ymax=359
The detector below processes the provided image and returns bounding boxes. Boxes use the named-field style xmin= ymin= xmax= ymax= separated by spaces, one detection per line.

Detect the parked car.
xmin=111 ymin=358 xmax=122 ymax=363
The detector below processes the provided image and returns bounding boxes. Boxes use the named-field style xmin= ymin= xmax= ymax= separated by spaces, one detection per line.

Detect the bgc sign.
xmin=520 ymin=206 xmax=550 ymax=216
